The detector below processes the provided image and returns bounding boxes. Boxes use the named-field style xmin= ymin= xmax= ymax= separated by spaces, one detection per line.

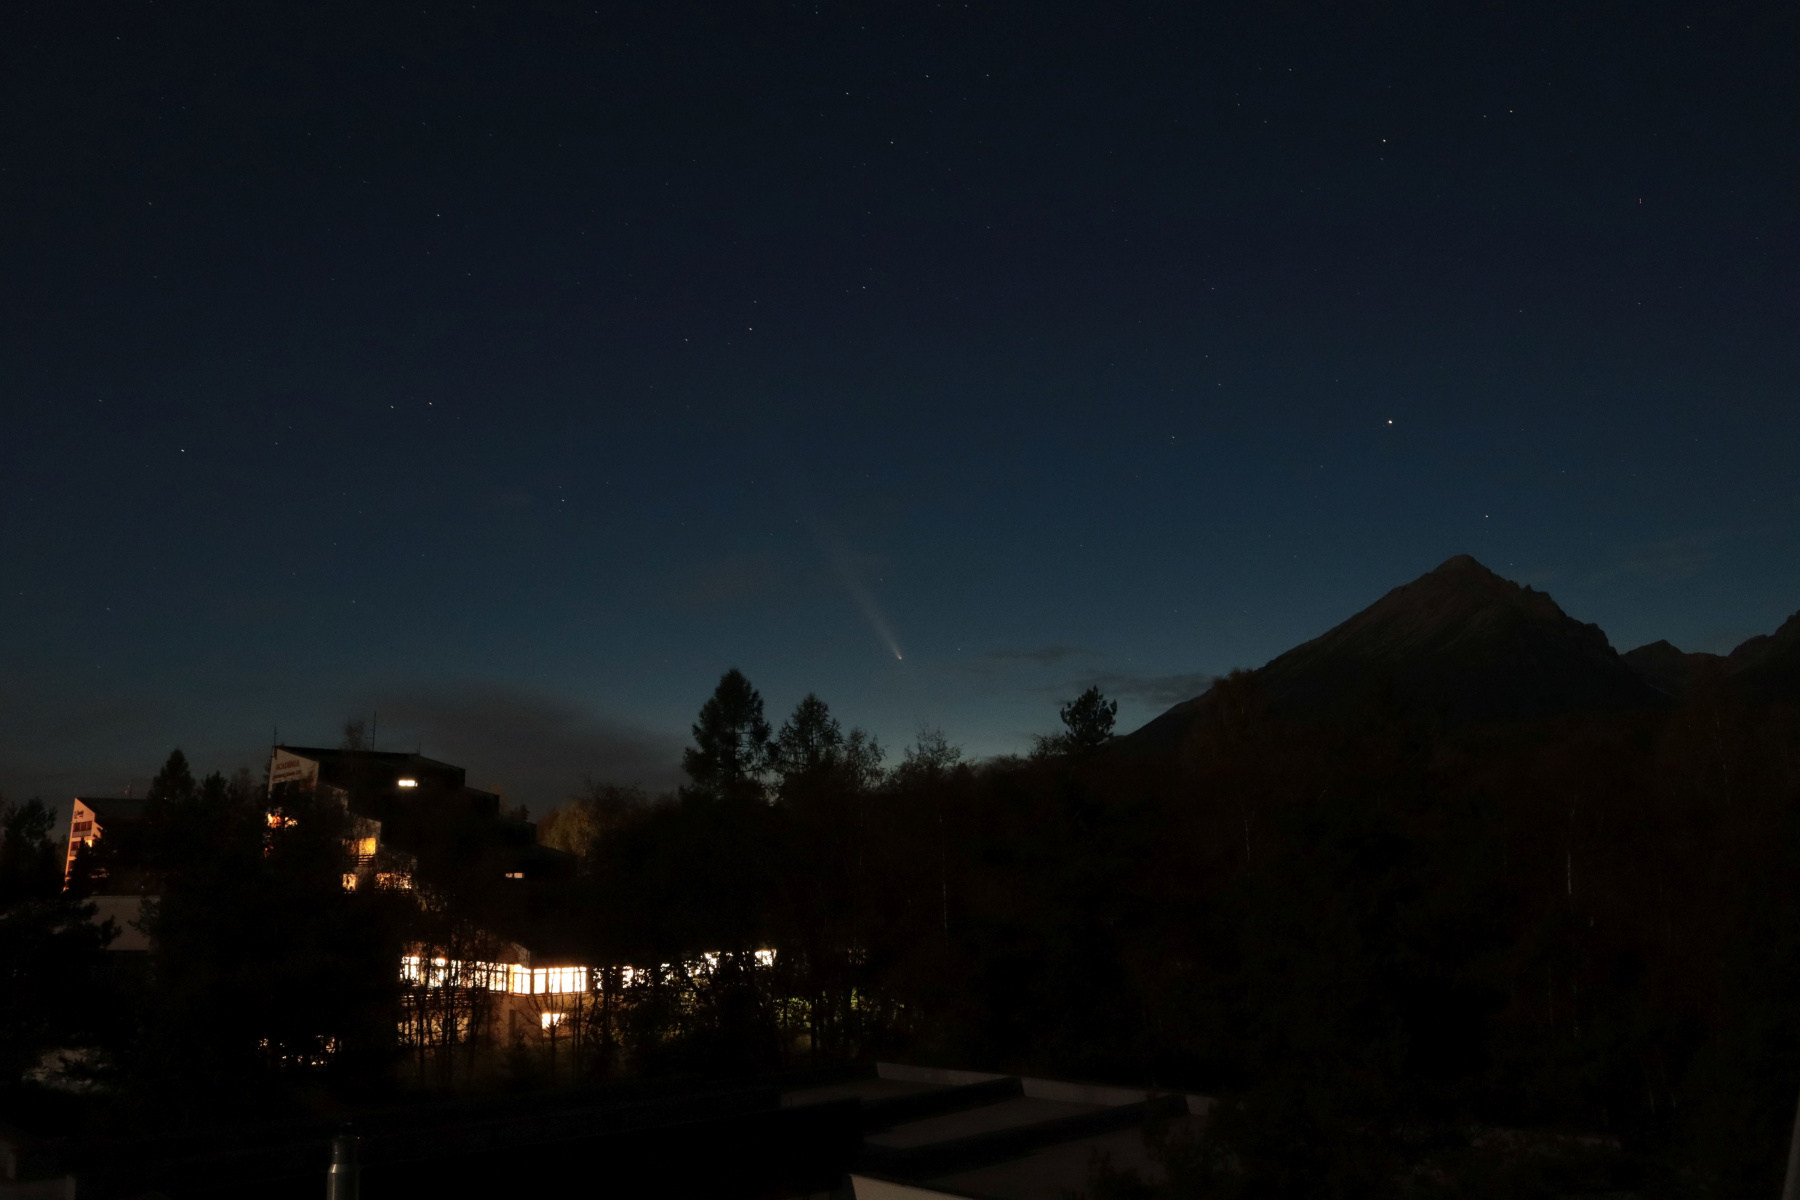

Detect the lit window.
xmin=399 ymin=955 xmax=593 ymax=995
xmin=341 ymin=873 xmax=359 ymax=892
xmin=504 ymin=871 xmax=524 ymax=879
xmin=545 ymin=966 xmax=584 ymax=993
xmin=541 ymin=1012 xmax=565 ymax=1029
xmin=396 ymin=778 xmax=418 ymax=788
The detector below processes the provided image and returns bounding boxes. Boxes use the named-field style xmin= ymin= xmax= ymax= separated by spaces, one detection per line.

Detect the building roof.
xmin=274 ymin=745 xmax=466 ymax=775
xmin=272 ymin=745 xmax=472 ymax=796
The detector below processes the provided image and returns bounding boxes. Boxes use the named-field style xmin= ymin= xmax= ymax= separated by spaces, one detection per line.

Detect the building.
xmin=268 ymin=745 xmax=591 ymax=1060
xmin=53 ymin=747 xmax=589 ymax=1053
xmin=266 ymin=745 xmax=573 ymax=891
xmin=56 ymin=795 xmax=148 ymax=888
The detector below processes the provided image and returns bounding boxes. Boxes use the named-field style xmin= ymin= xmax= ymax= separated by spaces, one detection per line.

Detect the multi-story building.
xmin=56 ymin=795 xmax=148 ymax=887
xmin=267 ymin=745 xmax=589 ymax=1056
xmin=55 ymin=747 xmax=593 ymax=1052
xmin=266 ymin=745 xmax=573 ymax=891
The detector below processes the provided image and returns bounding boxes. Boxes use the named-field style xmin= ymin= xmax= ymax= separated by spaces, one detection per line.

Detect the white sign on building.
xmin=268 ymin=749 xmax=320 ymax=793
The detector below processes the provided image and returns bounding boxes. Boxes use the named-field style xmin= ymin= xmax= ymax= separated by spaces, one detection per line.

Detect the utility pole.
xmin=1783 ymin=1085 xmax=1800 ymax=1200
xmin=327 ymin=1130 xmax=359 ymax=1200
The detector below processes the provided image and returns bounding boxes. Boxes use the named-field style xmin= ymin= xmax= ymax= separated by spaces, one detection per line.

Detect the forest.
xmin=4 ymin=660 xmax=1800 ymax=1197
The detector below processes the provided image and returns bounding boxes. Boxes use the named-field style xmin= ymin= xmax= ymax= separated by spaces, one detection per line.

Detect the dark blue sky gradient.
xmin=3 ymin=2 xmax=1797 ymax=806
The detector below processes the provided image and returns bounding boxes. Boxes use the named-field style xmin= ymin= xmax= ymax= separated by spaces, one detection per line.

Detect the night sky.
xmin=4 ymin=2 xmax=1796 ymax=809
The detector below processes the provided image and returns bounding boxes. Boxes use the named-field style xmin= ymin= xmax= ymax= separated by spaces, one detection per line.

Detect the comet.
xmin=813 ymin=525 xmax=905 ymax=662
xmin=839 ymin=567 xmax=905 ymax=661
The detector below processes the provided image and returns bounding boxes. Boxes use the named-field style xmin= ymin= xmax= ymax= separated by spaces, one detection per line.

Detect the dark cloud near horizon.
xmin=933 ymin=647 xmax=1212 ymax=715
xmin=1591 ymin=528 xmax=1759 ymax=587
xmin=0 ymin=667 xmax=232 ymax=801
xmin=372 ymin=684 xmax=686 ymax=815
xmin=0 ymin=675 xmax=688 ymax=816
xmin=1077 ymin=671 xmax=1218 ymax=709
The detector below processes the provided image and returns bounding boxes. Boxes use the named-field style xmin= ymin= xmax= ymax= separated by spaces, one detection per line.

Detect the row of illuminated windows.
xmin=400 ymin=950 xmax=778 ymax=995
xmin=342 ymin=871 xmax=413 ymax=893
xmin=611 ymin=952 xmax=776 ymax=988
xmin=400 ymin=957 xmax=589 ymax=995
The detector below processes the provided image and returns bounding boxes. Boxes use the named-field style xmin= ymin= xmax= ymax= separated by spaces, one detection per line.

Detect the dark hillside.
xmin=1622 ymin=639 xmax=1724 ymax=700
xmin=1727 ymin=609 xmax=1800 ymax=706
xmin=1620 ymin=611 xmax=1800 ymax=705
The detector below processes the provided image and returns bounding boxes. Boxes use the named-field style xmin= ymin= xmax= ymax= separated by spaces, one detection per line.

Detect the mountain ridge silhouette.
xmin=1121 ymin=555 xmax=1798 ymax=756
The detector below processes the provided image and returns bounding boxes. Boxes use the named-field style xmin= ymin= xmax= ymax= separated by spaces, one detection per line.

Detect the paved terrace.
xmin=783 ymin=1063 xmax=1213 ymax=1200
xmin=1 ymin=1063 xmax=1208 ymax=1198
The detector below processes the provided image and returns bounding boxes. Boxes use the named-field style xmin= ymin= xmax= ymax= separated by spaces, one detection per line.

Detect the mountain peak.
xmin=1240 ymin=556 xmax=1657 ymax=726
xmin=1120 ymin=560 xmax=1800 ymax=759
xmin=1415 ymin=554 xmax=1530 ymax=603
xmin=1430 ymin=553 xmax=1491 ymax=575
